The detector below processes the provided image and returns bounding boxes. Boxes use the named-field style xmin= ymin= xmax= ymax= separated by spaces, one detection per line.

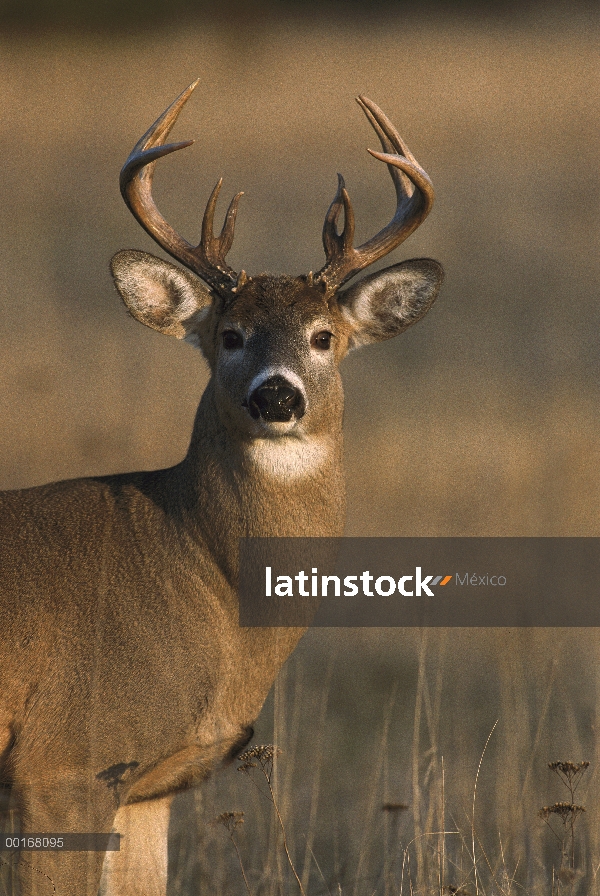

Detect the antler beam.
xmin=315 ymin=96 xmax=435 ymax=292
xmin=120 ymin=80 xmax=243 ymax=296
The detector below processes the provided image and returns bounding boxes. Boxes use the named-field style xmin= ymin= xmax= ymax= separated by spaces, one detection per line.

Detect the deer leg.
xmin=97 ymin=795 xmax=173 ymax=896
xmin=97 ymin=735 xmax=254 ymax=895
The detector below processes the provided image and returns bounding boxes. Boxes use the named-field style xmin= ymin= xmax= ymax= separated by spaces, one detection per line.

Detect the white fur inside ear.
xmin=111 ymin=250 xmax=213 ymax=338
xmin=338 ymin=259 xmax=443 ymax=349
xmin=341 ymin=270 xmax=410 ymax=348
xmin=339 ymin=285 xmax=375 ymax=348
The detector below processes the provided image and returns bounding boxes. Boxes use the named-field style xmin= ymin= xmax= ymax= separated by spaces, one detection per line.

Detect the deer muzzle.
xmin=247 ymin=375 xmax=306 ymax=423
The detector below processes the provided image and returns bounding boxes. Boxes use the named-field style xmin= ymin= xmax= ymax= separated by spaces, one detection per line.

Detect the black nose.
xmin=247 ymin=376 xmax=305 ymax=422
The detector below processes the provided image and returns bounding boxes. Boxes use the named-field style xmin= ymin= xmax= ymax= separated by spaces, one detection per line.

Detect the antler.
xmin=120 ymin=80 xmax=244 ymax=296
xmin=315 ymin=96 xmax=435 ymax=292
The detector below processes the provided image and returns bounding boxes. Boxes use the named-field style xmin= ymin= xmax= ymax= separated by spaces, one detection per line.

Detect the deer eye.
xmin=222 ymin=330 xmax=243 ymax=350
xmin=312 ymin=331 xmax=333 ymax=351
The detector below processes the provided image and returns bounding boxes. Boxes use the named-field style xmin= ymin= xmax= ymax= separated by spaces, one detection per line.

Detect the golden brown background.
xmin=0 ymin=3 xmax=599 ymax=893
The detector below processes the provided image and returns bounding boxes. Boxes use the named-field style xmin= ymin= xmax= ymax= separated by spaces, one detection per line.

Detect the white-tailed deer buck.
xmin=0 ymin=81 xmax=443 ymax=895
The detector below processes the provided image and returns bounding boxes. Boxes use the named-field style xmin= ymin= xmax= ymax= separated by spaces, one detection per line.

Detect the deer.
xmin=0 ymin=81 xmax=443 ymax=896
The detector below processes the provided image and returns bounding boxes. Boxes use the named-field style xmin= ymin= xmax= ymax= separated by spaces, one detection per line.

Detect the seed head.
xmin=539 ymin=802 xmax=585 ymax=823
xmin=239 ymin=744 xmax=281 ymax=763
xmin=548 ymin=761 xmax=589 ymax=776
xmin=211 ymin=810 xmax=245 ymax=833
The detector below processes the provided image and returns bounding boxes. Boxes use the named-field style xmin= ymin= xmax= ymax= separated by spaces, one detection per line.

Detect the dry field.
xmin=0 ymin=6 xmax=599 ymax=893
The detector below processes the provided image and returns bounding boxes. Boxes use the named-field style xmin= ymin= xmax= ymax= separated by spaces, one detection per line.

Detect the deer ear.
xmin=337 ymin=259 xmax=443 ymax=350
xmin=110 ymin=250 xmax=214 ymax=341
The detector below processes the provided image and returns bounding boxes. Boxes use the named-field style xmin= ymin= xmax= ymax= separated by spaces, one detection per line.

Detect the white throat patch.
xmin=246 ymin=437 xmax=330 ymax=480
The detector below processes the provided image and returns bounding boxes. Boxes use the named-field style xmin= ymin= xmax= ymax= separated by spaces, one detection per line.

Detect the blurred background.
xmin=0 ymin=1 xmax=599 ymax=893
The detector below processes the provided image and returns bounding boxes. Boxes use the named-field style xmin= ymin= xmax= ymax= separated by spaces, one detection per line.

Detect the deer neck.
xmin=175 ymin=380 xmax=346 ymax=581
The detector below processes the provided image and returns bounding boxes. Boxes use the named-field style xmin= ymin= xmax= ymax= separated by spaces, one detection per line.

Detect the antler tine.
xmin=120 ymin=80 xmax=242 ymax=295
xmin=322 ymin=173 xmax=356 ymax=261
xmin=315 ymin=97 xmax=435 ymax=293
xmin=356 ymin=95 xmax=418 ymax=207
xmin=201 ymin=179 xmax=244 ymax=268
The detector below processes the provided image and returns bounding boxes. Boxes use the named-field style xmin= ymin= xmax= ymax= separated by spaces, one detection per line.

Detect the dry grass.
xmin=167 ymin=627 xmax=600 ymax=895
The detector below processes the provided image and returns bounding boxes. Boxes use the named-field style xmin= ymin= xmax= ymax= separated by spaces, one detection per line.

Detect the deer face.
xmin=111 ymin=253 xmax=442 ymax=447
xmin=210 ymin=275 xmax=346 ymax=442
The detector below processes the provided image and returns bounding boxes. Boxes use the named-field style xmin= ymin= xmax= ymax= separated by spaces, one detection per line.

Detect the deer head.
xmin=110 ymin=82 xmax=443 ymax=464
